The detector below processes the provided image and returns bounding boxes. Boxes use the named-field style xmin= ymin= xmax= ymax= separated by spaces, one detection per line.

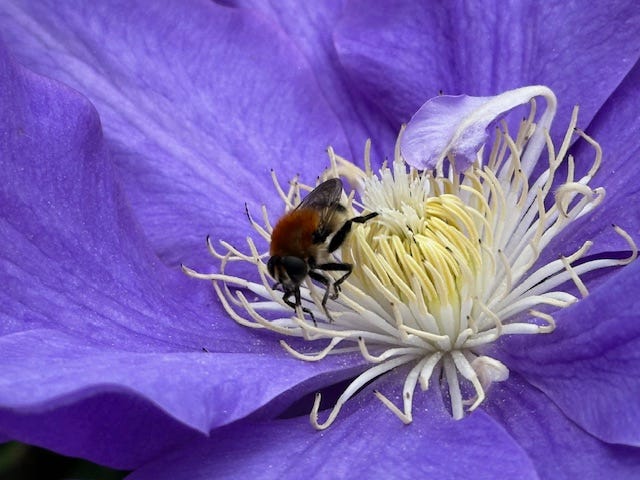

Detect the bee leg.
xmin=282 ymin=289 xmax=316 ymax=325
xmin=308 ymin=270 xmax=334 ymax=323
xmin=315 ymin=262 xmax=352 ymax=299
xmin=327 ymin=212 xmax=379 ymax=253
xmin=333 ymin=264 xmax=353 ymax=294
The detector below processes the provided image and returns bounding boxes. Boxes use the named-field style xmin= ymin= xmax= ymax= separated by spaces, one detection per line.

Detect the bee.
xmin=267 ymin=178 xmax=378 ymax=321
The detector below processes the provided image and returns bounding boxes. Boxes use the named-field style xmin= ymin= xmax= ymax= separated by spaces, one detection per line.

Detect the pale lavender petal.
xmin=400 ymin=94 xmax=489 ymax=170
xmin=400 ymin=86 xmax=554 ymax=171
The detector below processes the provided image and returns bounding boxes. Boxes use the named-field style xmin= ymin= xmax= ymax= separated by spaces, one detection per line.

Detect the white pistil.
xmin=184 ymin=102 xmax=637 ymax=429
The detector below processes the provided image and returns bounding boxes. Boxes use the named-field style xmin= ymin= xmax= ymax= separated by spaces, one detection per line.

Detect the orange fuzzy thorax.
xmin=270 ymin=208 xmax=320 ymax=259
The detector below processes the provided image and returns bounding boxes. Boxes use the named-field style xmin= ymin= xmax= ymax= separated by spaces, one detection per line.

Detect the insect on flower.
xmin=267 ymin=178 xmax=378 ymax=322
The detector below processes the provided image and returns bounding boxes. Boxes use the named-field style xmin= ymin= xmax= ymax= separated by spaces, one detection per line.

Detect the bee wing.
xmin=296 ymin=178 xmax=344 ymax=211
xmin=297 ymin=178 xmax=347 ymax=244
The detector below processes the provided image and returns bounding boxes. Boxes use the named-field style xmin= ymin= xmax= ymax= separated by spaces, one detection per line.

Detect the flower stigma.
xmin=183 ymin=87 xmax=637 ymax=430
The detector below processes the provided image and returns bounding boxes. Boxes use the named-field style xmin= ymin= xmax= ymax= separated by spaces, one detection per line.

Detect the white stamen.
xmin=185 ymin=98 xmax=637 ymax=429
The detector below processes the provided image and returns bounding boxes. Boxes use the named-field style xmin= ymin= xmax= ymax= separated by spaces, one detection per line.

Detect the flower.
xmin=1 ymin=1 xmax=640 ymax=478
xmin=185 ymin=85 xmax=637 ymax=430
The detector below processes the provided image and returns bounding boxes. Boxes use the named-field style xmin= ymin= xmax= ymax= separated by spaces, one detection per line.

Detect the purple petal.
xmin=335 ymin=0 xmax=640 ymax=141
xmin=224 ymin=0 xmax=397 ymax=164
xmin=540 ymin=60 xmax=640 ymax=259
xmin=0 ymin=1 xmax=350 ymax=268
xmin=497 ymin=259 xmax=640 ymax=446
xmin=0 ymin=40 xmax=363 ymax=467
xmin=129 ymin=381 xmax=537 ymax=480
xmin=486 ymin=373 xmax=640 ymax=479
xmin=0 ymin=38 xmax=253 ymax=351
xmin=0 ymin=329 xmax=364 ymax=468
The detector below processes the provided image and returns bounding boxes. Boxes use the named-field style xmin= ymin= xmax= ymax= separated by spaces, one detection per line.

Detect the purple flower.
xmin=1 ymin=1 xmax=639 ymax=478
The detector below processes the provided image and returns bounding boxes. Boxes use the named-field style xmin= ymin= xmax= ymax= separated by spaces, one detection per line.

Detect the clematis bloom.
xmin=184 ymin=85 xmax=636 ymax=429
xmin=1 ymin=1 xmax=640 ymax=479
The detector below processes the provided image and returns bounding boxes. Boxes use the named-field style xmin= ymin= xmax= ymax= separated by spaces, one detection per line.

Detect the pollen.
xmin=183 ymin=93 xmax=637 ymax=429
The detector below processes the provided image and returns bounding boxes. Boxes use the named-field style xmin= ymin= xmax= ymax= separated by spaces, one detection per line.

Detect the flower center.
xmin=184 ymin=96 xmax=636 ymax=430
xmin=351 ymin=184 xmax=483 ymax=331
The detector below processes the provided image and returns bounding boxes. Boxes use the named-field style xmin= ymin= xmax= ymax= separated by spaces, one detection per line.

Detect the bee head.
xmin=267 ymin=255 xmax=308 ymax=290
